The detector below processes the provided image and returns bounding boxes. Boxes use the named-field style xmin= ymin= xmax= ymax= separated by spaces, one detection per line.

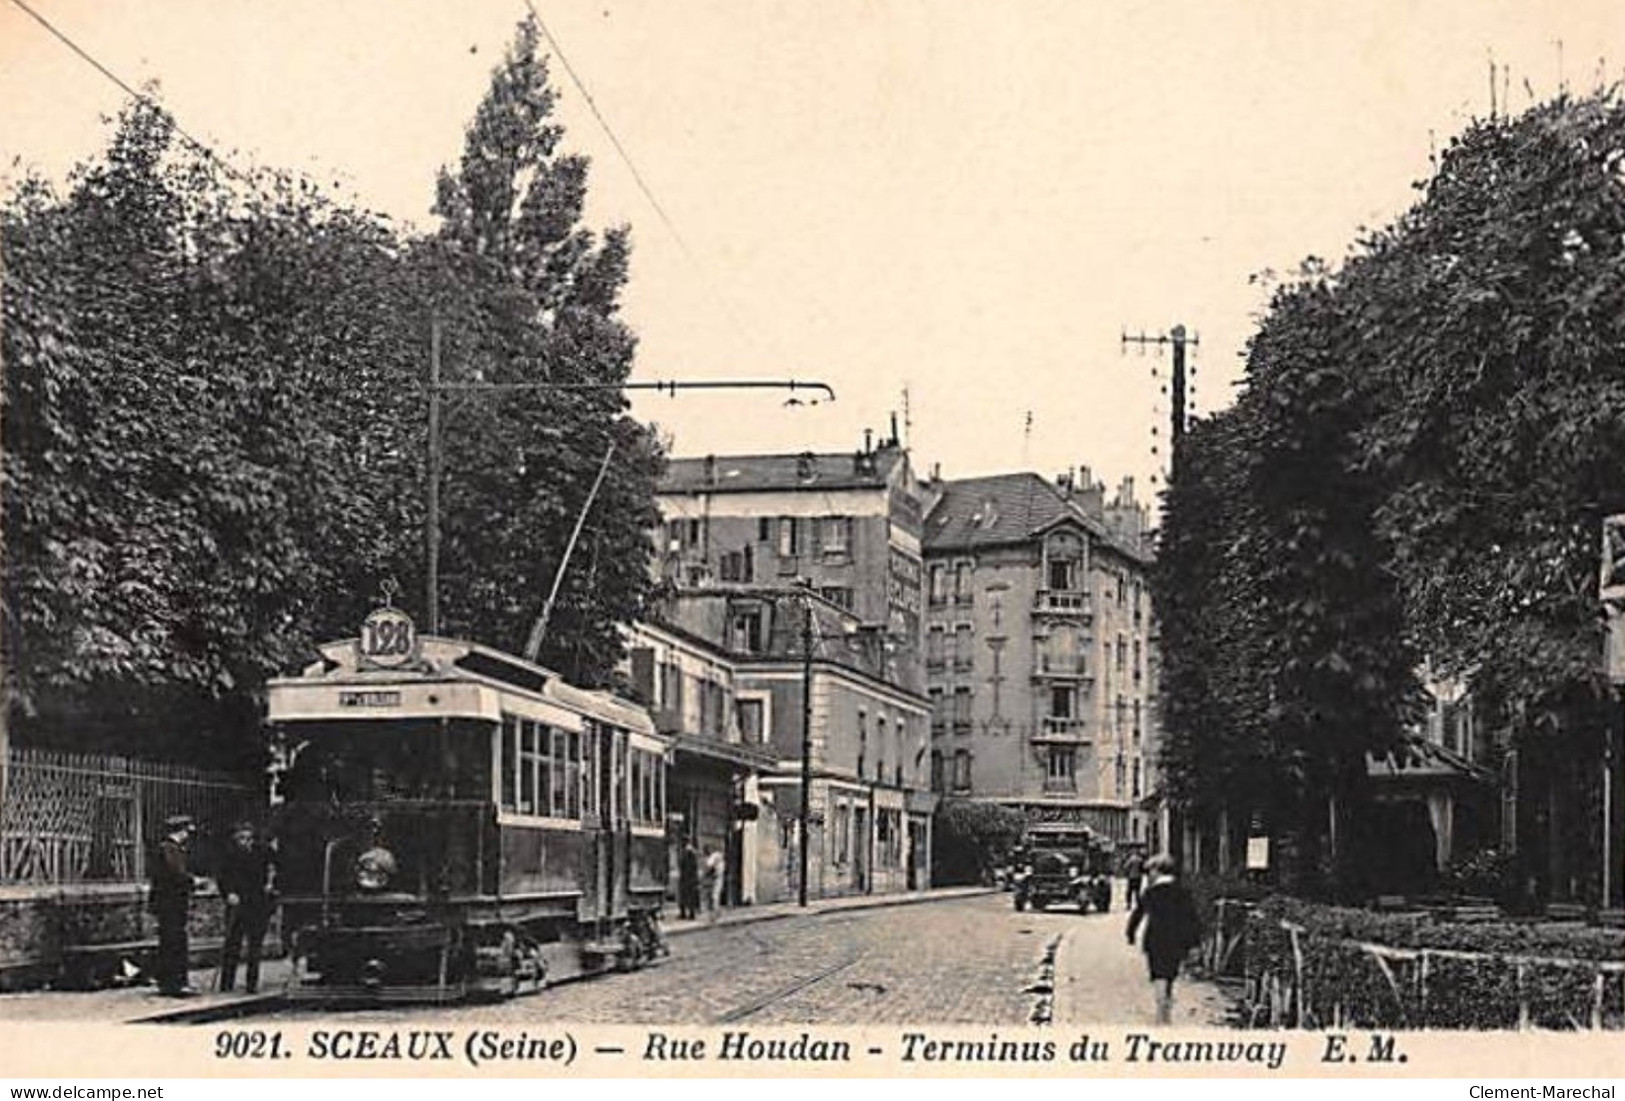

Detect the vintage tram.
xmin=265 ymin=610 xmax=669 ymax=1002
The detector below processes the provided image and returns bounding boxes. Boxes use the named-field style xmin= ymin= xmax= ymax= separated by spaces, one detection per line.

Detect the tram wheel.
xmin=471 ymin=930 xmax=520 ymax=1001
xmin=498 ymin=931 xmax=519 ymax=997
xmin=616 ymin=931 xmax=645 ymax=972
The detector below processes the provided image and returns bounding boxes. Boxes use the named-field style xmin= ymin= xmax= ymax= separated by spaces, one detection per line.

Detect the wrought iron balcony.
xmin=1033 ymin=590 xmax=1092 ymax=616
xmin=1033 ymin=655 xmax=1091 ymax=679
xmin=1037 ymin=716 xmax=1088 ymax=741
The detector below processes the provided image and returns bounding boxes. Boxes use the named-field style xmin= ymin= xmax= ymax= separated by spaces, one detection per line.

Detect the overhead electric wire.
xmin=521 ymin=0 xmax=690 ymax=257
xmin=518 ymin=0 xmax=778 ymax=368
xmin=6 ymin=0 xmax=262 ymax=194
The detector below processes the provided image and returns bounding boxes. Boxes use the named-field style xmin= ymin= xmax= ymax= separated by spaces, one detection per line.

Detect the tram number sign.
xmin=358 ymin=607 xmax=418 ymax=668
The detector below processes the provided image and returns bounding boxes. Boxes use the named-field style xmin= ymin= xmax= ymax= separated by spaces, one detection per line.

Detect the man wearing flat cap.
xmin=149 ymin=814 xmax=202 ymax=996
xmin=217 ymin=821 xmax=274 ymax=994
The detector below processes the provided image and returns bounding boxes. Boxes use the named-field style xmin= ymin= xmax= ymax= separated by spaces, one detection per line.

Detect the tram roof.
xmin=270 ymin=635 xmax=656 ymax=736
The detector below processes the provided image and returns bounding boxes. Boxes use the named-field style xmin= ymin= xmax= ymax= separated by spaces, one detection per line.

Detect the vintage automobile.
xmin=1011 ymin=824 xmax=1113 ymax=914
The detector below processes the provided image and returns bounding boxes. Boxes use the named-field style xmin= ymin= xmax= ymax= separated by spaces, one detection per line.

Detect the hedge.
xmin=1233 ymin=896 xmax=1625 ymax=1030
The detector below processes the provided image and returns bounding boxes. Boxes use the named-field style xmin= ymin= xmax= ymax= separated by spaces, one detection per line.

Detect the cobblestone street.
xmin=275 ymin=891 xmax=1234 ymax=1026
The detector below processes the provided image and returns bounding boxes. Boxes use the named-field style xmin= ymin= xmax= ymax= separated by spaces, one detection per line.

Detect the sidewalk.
xmin=0 ymin=885 xmax=993 ymax=1023
xmin=662 ymin=884 xmax=994 ymax=939
xmin=0 ymin=957 xmax=294 ymax=1024
xmin=1053 ymin=882 xmax=1236 ymax=1027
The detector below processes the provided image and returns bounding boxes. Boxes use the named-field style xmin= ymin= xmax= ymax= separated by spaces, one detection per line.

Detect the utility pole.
xmin=0 ymin=244 xmax=8 ymax=816
xmin=799 ymin=587 xmax=814 ymax=907
xmin=1122 ymin=323 xmax=1199 ymax=474
xmin=426 ymin=315 xmax=443 ymax=636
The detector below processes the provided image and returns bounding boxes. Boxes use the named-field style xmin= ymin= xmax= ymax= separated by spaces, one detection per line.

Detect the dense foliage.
xmin=2 ymin=18 xmax=661 ymax=764
xmin=1240 ymin=896 xmax=1625 ymax=1029
xmin=929 ymin=799 xmax=1028 ymax=885
xmin=1154 ymin=90 xmax=1625 ymax=895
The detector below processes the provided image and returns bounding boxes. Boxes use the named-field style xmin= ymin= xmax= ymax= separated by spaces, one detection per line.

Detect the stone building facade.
xmin=922 ymin=469 xmax=1159 ymax=845
xmin=647 ymin=435 xmax=936 ymax=901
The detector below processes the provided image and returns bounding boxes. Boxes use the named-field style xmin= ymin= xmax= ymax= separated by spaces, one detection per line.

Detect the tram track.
xmin=711 ymin=951 xmax=867 ymax=1024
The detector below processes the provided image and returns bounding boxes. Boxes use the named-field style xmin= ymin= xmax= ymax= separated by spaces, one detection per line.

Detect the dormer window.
xmin=796 ymin=452 xmax=817 ymax=480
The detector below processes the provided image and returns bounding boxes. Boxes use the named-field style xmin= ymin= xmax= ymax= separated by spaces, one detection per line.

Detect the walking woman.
xmin=1125 ymin=854 xmax=1202 ymax=1024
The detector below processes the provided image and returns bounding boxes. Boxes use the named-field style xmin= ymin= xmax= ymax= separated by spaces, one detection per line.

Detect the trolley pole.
xmin=419 ymin=331 xmax=833 ymax=638
xmin=799 ymin=589 xmax=814 ymax=908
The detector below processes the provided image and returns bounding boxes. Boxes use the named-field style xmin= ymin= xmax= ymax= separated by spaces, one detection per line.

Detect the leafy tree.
xmin=1155 ymin=88 xmax=1625 ymax=901
xmin=2 ymin=100 xmax=427 ymax=762
xmin=2 ymin=19 xmax=664 ymax=764
xmin=425 ymin=14 xmax=662 ymax=680
xmin=930 ymin=799 xmax=1028 ymax=885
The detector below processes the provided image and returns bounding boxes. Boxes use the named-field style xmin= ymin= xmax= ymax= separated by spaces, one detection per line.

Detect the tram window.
xmin=550 ymin=729 xmax=569 ymax=816
xmin=541 ymin=723 xmax=560 ymax=815
xmin=630 ymin=752 xmax=644 ymax=825
xmin=614 ymin=737 xmax=628 ymax=823
xmin=501 ymin=717 xmax=518 ymax=808
xmin=517 ymin=725 xmax=535 ymax=814
xmin=640 ymin=753 xmax=653 ymax=824
xmin=565 ymin=731 xmax=582 ymax=819
xmin=627 ymin=747 xmax=661 ymax=827
xmin=581 ymin=732 xmax=598 ymax=821
xmin=522 ymin=722 xmax=550 ymax=815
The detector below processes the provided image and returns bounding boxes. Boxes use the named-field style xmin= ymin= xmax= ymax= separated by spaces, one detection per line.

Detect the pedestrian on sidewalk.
xmin=217 ymin=821 xmax=274 ymax=994
xmin=678 ymin=840 xmax=700 ymax=920
xmin=1123 ymin=850 xmax=1146 ymax=909
xmin=1125 ymin=854 xmax=1202 ymax=1025
xmin=701 ymin=847 xmax=724 ymax=925
xmin=148 ymin=814 xmax=203 ymax=997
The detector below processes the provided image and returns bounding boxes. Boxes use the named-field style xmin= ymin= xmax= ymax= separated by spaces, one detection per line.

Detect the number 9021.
xmin=214 ymin=1030 xmax=287 ymax=1059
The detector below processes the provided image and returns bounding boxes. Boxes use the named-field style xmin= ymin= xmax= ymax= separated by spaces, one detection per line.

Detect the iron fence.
xmin=0 ymin=745 xmax=258 ymax=886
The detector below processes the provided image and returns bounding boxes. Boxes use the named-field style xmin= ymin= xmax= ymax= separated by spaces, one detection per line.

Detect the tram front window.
xmin=277 ymin=721 xmax=492 ymax=900
xmin=283 ymin=722 xmax=489 ymax=805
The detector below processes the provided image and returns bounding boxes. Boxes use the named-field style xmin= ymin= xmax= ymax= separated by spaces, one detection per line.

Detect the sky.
xmin=4 ymin=0 xmax=1623 ymax=509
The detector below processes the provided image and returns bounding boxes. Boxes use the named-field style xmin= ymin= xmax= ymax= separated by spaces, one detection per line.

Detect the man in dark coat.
xmin=217 ymin=821 xmax=274 ymax=994
xmin=149 ymin=814 xmax=200 ymax=997
xmin=677 ymin=840 xmax=700 ymax=920
xmin=1125 ymin=854 xmax=1202 ymax=1024
xmin=1123 ymin=850 xmax=1147 ymax=908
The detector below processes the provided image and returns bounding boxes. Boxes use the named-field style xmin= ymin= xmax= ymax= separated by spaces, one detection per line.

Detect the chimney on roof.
xmin=864 ymin=428 xmax=873 ymax=453
xmin=1056 ymin=469 xmax=1075 ymax=497
xmin=889 ymin=412 xmax=900 ymax=447
xmin=1076 ymin=469 xmax=1105 ymax=517
xmin=1106 ymin=476 xmax=1145 ymax=543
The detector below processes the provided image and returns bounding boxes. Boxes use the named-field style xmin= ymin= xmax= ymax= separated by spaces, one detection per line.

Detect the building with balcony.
xmin=923 ymin=468 xmax=1159 ymax=844
xmin=647 ymin=434 xmax=937 ymax=901
xmin=654 ymin=433 xmax=928 ymax=694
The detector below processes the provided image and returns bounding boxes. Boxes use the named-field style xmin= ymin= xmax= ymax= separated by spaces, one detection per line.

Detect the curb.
xmin=664 ymin=887 xmax=997 ymax=939
xmin=127 ymin=992 xmax=286 ymax=1025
